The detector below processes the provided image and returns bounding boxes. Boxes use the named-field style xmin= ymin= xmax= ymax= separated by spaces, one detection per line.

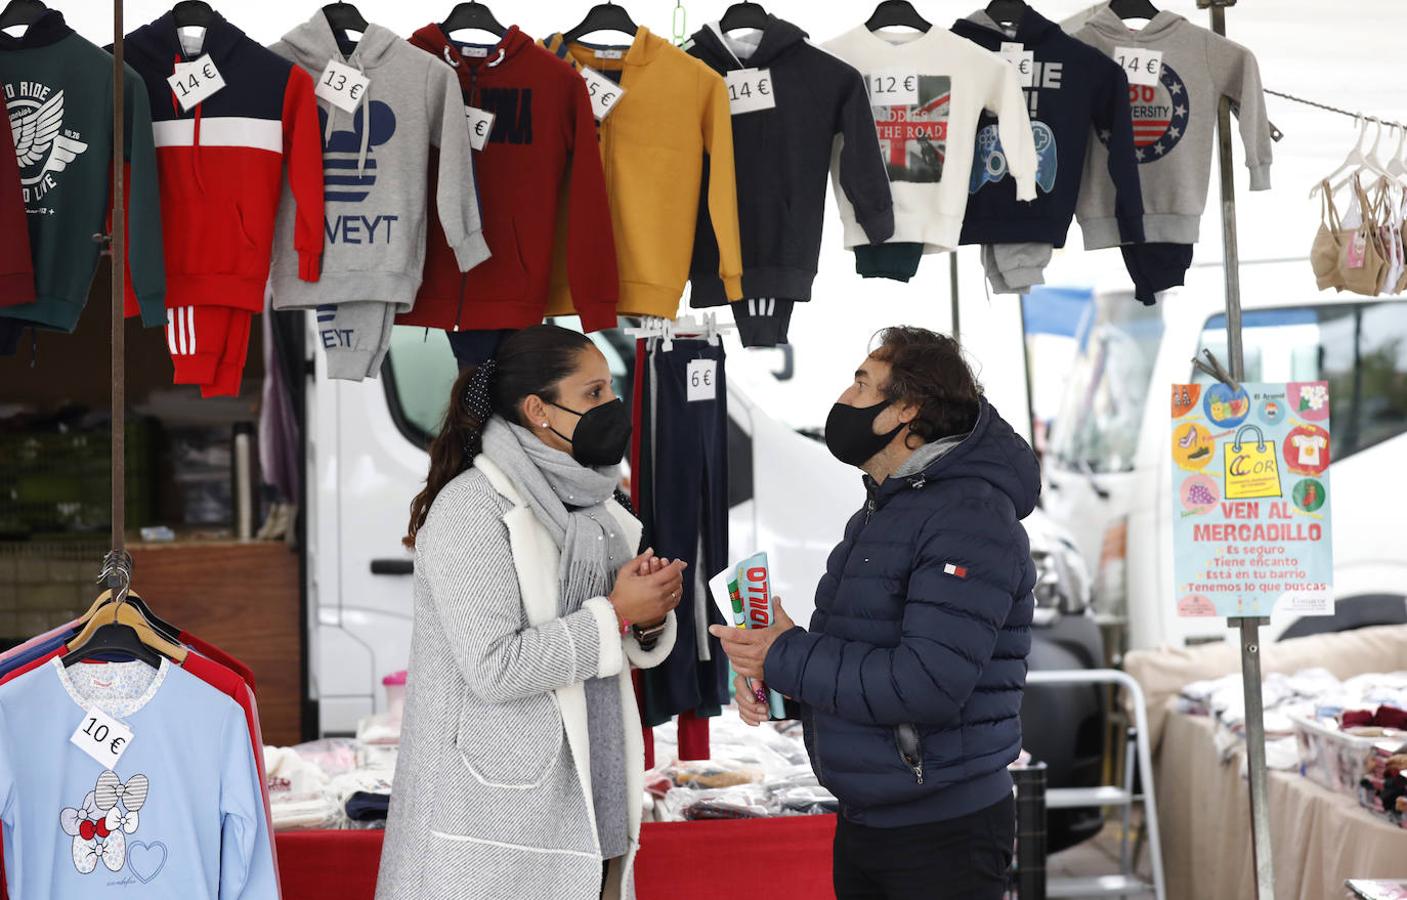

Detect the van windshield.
xmin=1049 ymin=301 xmax=1165 ymax=474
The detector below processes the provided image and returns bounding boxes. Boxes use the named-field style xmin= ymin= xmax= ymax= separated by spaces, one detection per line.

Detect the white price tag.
xmin=166 ymin=54 xmax=225 ymax=112
xmin=999 ymin=42 xmax=1035 ymax=88
xmin=687 ymin=359 xmax=717 ymax=402
xmin=1113 ymin=46 xmax=1162 ymax=87
xmin=867 ymin=70 xmax=918 ymax=106
xmin=70 ymin=706 xmax=134 ymax=769
xmin=581 ymin=67 xmax=625 ymax=121
xmin=465 ymin=106 xmax=496 ymax=151
xmin=595 ymin=49 xmax=624 ymax=60
xmin=726 ymin=68 xmax=775 ymax=115
xmin=461 ymin=45 xmax=489 ymax=58
xmin=316 ymin=60 xmax=370 ymax=114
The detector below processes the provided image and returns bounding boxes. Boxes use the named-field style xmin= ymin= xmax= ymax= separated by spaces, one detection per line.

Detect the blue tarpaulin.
xmin=1021 ymin=286 xmax=1094 ymax=339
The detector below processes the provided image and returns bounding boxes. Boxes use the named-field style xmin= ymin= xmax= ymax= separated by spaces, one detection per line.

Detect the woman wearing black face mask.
xmin=382 ymin=325 xmax=686 ymax=900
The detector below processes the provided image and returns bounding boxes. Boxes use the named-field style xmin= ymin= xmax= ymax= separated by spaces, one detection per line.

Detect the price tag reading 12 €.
xmin=316 ymin=60 xmax=370 ymax=114
xmin=1113 ymin=46 xmax=1163 ymax=87
xmin=868 ymin=70 xmax=918 ymax=106
xmin=465 ymin=106 xmax=496 ymax=151
xmin=726 ymin=68 xmax=775 ymax=115
xmin=581 ymin=67 xmax=625 ymax=121
xmin=166 ymin=54 xmax=225 ymax=112
xmin=999 ymin=42 xmax=1035 ymax=88
xmin=687 ymin=359 xmax=717 ymax=403
xmin=70 ymin=706 xmax=134 ymax=769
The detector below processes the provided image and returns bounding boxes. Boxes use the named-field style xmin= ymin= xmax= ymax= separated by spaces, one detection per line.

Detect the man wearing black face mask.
xmin=712 ymin=327 xmax=1040 ymax=900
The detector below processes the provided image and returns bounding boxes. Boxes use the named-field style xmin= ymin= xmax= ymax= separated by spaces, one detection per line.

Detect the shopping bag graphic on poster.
xmin=1224 ymin=424 xmax=1282 ymax=499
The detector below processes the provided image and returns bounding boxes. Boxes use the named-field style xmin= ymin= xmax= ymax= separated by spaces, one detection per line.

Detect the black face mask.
xmin=549 ymin=398 xmax=633 ymax=467
xmin=825 ymin=400 xmax=904 ymax=468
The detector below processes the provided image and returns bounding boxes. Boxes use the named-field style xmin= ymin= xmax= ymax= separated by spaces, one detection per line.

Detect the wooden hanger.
xmin=442 ymin=2 xmax=507 ymax=38
xmin=865 ymin=1 xmax=931 ymax=34
xmin=80 ymin=588 xmax=181 ymax=642
xmin=62 ymin=602 xmax=188 ymax=668
xmin=563 ymin=2 xmax=638 ymax=44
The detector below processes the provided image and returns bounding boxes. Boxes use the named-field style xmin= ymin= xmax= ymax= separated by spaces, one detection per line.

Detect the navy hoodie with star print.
xmin=952 ymin=7 xmax=1143 ymax=248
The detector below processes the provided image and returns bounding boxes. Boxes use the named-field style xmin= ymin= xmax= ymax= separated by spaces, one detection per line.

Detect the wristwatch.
xmin=630 ymin=619 xmax=668 ymax=650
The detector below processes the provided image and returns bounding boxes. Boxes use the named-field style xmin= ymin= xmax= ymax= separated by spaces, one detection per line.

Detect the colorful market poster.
xmin=1170 ymin=381 xmax=1334 ymax=618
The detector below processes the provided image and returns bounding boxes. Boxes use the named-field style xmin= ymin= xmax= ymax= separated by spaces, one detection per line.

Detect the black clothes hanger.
xmin=321 ymin=2 xmax=369 ymax=33
xmin=984 ymin=0 xmax=1028 ymax=29
xmin=171 ymin=1 xmax=216 ymax=28
xmin=563 ymin=2 xmax=638 ymax=43
xmin=0 ymin=0 xmax=47 ymax=29
xmin=61 ymin=620 xmax=163 ymax=668
xmin=442 ymin=2 xmax=507 ymax=38
xmin=864 ymin=1 xmax=931 ymax=34
xmin=719 ymin=2 xmax=771 ymax=32
xmin=1109 ymin=0 xmax=1159 ymax=20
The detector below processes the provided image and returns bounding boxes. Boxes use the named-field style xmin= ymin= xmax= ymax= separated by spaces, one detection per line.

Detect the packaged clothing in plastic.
xmin=0 ymin=659 xmax=278 ymax=898
xmin=684 ymin=16 xmax=893 ymax=335
xmin=398 ymin=24 xmax=617 ymax=334
xmin=0 ymin=8 xmax=166 ymax=333
xmin=823 ymin=22 xmax=1037 ymax=254
xmin=270 ymin=11 xmax=489 ymax=381
xmin=541 ymin=27 xmax=743 ymax=320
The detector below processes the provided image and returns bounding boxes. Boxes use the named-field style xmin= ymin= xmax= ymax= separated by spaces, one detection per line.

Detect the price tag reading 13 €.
xmin=868 ymin=70 xmax=918 ymax=106
xmin=1113 ymin=47 xmax=1163 ymax=87
xmin=726 ymin=68 xmax=775 ymax=114
xmin=465 ymin=106 xmax=496 ymax=151
xmin=167 ymin=54 xmax=225 ymax=112
xmin=70 ymin=706 xmax=134 ymax=769
xmin=581 ymin=67 xmax=626 ymax=121
xmin=316 ymin=60 xmax=370 ymax=113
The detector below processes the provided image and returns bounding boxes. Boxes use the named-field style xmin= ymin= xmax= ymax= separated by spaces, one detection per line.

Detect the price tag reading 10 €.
xmin=868 ymin=70 xmax=918 ymax=106
xmin=1113 ymin=46 xmax=1163 ymax=87
xmin=581 ymin=67 xmax=626 ymax=121
xmin=70 ymin=706 xmax=134 ymax=769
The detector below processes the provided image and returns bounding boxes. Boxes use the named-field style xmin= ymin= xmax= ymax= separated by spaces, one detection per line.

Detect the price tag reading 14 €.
xmin=70 ymin=706 xmax=134 ymax=769
xmin=726 ymin=68 xmax=775 ymax=115
xmin=581 ymin=67 xmax=626 ymax=121
xmin=1113 ymin=47 xmax=1163 ymax=87
xmin=166 ymin=54 xmax=225 ymax=112
xmin=316 ymin=60 xmax=370 ymax=114
xmin=465 ymin=106 xmax=496 ymax=151
xmin=868 ymin=70 xmax=918 ymax=106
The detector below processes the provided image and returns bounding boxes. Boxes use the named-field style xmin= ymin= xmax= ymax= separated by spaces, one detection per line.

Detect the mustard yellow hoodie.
xmin=542 ymin=27 xmax=742 ymax=320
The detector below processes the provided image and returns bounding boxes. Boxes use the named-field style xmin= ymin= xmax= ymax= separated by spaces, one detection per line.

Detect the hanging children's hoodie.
xmin=0 ymin=659 xmax=278 ymax=899
xmin=951 ymin=8 xmax=1144 ymax=247
xmin=271 ymin=12 xmax=488 ymax=381
xmin=398 ymin=24 xmax=617 ymax=334
xmin=541 ymin=27 xmax=743 ymax=321
xmin=0 ymin=9 xmax=165 ymax=332
xmin=684 ymin=17 xmax=893 ymax=308
xmin=0 ymin=121 xmax=34 ymax=306
xmin=823 ymin=23 xmax=1036 ymax=253
xmin=1068 ymin=6 xmax=1272 ymax=247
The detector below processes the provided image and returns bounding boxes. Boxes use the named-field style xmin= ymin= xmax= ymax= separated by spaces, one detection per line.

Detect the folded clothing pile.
xmin=263 ymin=738 xmax=398 ymax=830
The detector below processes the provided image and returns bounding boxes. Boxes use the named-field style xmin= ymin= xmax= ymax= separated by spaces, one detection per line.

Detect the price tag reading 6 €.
xmin=70 ymin=706 xmax=134 ymax=769
xmin=465 ymin=106 xmax=496 ymax=151
xmin=316 ymin=60 xmax=370 ymax=114
xmin=868 ymin=70 xmax=918 ymax=106
xmin=1113 ymin=46 xmax=1163 ymax=87
xmin=166 ymin=54 xmax=225 ymax=112
xmin=687 ymin=359 xmax=717 ymax=402
xmin=581 ymin=67 xmax=626 ymax=121
xmin=726 ymin=68 xmax=775 ymax=115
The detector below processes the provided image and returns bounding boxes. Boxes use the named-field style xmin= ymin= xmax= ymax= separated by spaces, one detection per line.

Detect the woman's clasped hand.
xmin=609 ymin=549 xmax=687 ymax=627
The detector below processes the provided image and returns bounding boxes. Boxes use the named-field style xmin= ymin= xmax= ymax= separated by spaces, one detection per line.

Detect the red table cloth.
xmin=276 ymin=815 xmax=838 ymax=899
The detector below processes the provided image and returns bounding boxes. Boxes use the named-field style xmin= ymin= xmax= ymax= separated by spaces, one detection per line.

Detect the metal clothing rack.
xmin=105 ymin=0 xmax=130 ymax=596
xmin=1264 ymin=88 xmax=1407 ymax=132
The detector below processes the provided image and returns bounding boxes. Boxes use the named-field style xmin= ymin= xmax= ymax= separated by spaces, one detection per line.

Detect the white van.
xmin=1041 ymin=259 xmax=1407 ymax=654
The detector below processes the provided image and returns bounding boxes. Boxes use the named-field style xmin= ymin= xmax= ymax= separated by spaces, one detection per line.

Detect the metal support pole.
xmin=110 ymin=0 xmax=126 ymax=556
xmin=949 ymin=252 xmax=961 ymax=341
xmin=1206 ymin=2 xmax=1274 ymax=897
xmin=1013 ymin=763 xmax=1047 ymax=899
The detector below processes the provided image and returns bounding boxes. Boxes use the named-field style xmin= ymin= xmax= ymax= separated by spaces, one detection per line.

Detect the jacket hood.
xmin=126 ymin=10 xmax=244 ymax=70
xmin=541 ymin=26 xmax=666 ymax=70
xmin=1081 ymin=5 xmax=1186 ymax=42
xmin=410 ymin=22 xmax=533 ymax=74
xmin=689 ymin=15 xmax=808 ymax=70
xmin=878 ymin=399 xmax=1040 ymax=519
xmin=278 ymin=11 xmax=401 ymax=70
xmin=0 ymin=8 xmax=72 ymax=50
xmin=954 ymin=7 xmax=1062 ymax=46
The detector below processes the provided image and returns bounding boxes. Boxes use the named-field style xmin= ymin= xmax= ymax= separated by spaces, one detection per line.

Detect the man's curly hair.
xmin=869 ymin=326 xmax=983 ymax=446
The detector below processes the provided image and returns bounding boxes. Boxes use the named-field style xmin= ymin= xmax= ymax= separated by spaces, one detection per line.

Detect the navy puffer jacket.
xmin=765 ymin=400 xmax=1038 ymax=827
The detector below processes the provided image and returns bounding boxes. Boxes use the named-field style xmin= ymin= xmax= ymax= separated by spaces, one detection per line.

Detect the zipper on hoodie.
xmin=894 ymin=723 xmax=925 ymax=785
xmin=453 ymin=62 xmax=481 ymax=332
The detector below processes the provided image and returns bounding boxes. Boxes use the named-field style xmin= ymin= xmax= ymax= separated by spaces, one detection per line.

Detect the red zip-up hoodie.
xmin=398 ymin=24 xmax=617 ymax=333
xmin=0 ymin=105 xmax=35 ymax=306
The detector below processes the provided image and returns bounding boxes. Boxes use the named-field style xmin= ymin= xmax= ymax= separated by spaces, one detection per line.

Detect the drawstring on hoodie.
xmin=322 ymin=56 xmax=372 ymax=178
xmin=171 ymin=53 xmax=208 ymax=195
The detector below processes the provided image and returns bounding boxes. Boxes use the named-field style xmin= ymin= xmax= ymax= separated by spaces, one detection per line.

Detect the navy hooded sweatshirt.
xmin=685 ymin=17 xmax=893 ymax=306
xmin=764 ymin=399 xmax=1038 ymax=827
xmin=952 ymin=8 xmax=1144 ymax=247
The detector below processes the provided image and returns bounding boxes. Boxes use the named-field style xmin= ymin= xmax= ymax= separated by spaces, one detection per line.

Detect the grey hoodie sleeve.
xmin=835 ymin=67 xmax=895 ymax=244
xmin=1206 ymin=33 xmax=1272 ymax=191
xmin=426 ymin=64 xmax=491 ymax=271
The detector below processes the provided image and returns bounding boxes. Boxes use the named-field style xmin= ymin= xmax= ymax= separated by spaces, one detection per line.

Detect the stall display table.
xmin=1158 ymin=710 xmax=1407 ymax=900
xmin=276 ymin=815 xmax=838 ymax=899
